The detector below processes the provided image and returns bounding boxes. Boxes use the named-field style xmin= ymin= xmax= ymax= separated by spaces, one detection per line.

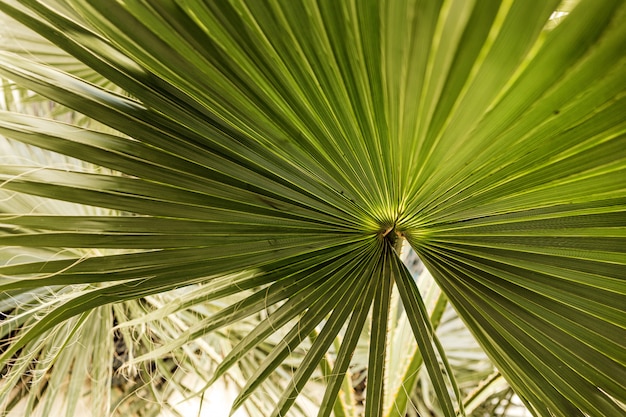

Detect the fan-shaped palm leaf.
xmin=1 ymin=1 xmax=625 ymax=416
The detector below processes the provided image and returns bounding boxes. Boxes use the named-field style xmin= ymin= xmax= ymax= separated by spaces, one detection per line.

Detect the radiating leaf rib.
xmin=387 ymin=288 xmax=448 ymax=417
xmin=408 ymin=0 xmax=626 ymax=224
xmin=227 ymin=250 xmax=376 ymax=410
xmin=116 ymin=244 xmax=365 ymax=326
xmin=417 ymin=247 xmax=626 ymax=417
xmin=1 ymin=0 xmax=625 ymax=415
xmin=407 ymin=0 xmax=560 ymax=195
xmin=0 ymin=49 xmax=368 ymax=226
xmin=247 ymin=0 xmax=386 ymax=210
xmin=422 ymin=257 xmax=584 ymax=417
xmin=316 ymin=274 xmax=378 ymax=417
xmin=128 ymin=244 xmax=374 ymax=363
xmin=392 ymin=250 xmax=460 ymax=417
xmin=199 ymin=0 xmax=386 ymax=208
xmin=0 ymin=112 xmax=356 ymax=222
xmin=432 ymin=247 xmax=626 ymax=333
xmin=14 ymin=0 xmax=383 ymax=219
xmin=208 ymin=243 xmax=378 ymax=392
xmin=0 ymin=166 xmax=354 ymax=229
xmin=263 ymin=253 xmax=381 ymax=417
xmin=0 ymin=240 xmax=361 ymax=294
xmin=422 ymin=0 xmax=502 ymax=152
xmin=363 ymin=246 xmax=393 ymax=417
xmin=425 ymin=245 xmax=626 ymax=396
xmin=0 ymin=241 xmax=370 ymax=363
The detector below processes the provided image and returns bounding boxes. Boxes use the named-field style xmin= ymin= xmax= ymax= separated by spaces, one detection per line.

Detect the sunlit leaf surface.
xmin=0 ymin=1 xmax=624 ymax=416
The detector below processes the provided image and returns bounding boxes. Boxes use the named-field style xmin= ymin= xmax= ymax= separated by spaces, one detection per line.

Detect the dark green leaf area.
xmin=416 ymin=249 xmax=626 ymax=417
xmin=0 ymin=0 xmax=625 ymax=416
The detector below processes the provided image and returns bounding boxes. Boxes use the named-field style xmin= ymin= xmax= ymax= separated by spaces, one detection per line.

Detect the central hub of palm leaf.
xmin=381 ymin=225 xmax=404 ymax=252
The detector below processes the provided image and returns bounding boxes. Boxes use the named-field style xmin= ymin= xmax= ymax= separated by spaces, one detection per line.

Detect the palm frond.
xmin=1 ymin=1 xmax=625 ymax=416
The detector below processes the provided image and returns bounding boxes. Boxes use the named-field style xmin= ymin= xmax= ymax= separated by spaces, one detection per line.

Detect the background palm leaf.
xmin=1 ymin=1 xmax=625 ymax=416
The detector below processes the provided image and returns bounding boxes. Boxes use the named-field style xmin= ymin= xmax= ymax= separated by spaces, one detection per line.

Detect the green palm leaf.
xmin=1 ymin=1 xmax=625 ymax=416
